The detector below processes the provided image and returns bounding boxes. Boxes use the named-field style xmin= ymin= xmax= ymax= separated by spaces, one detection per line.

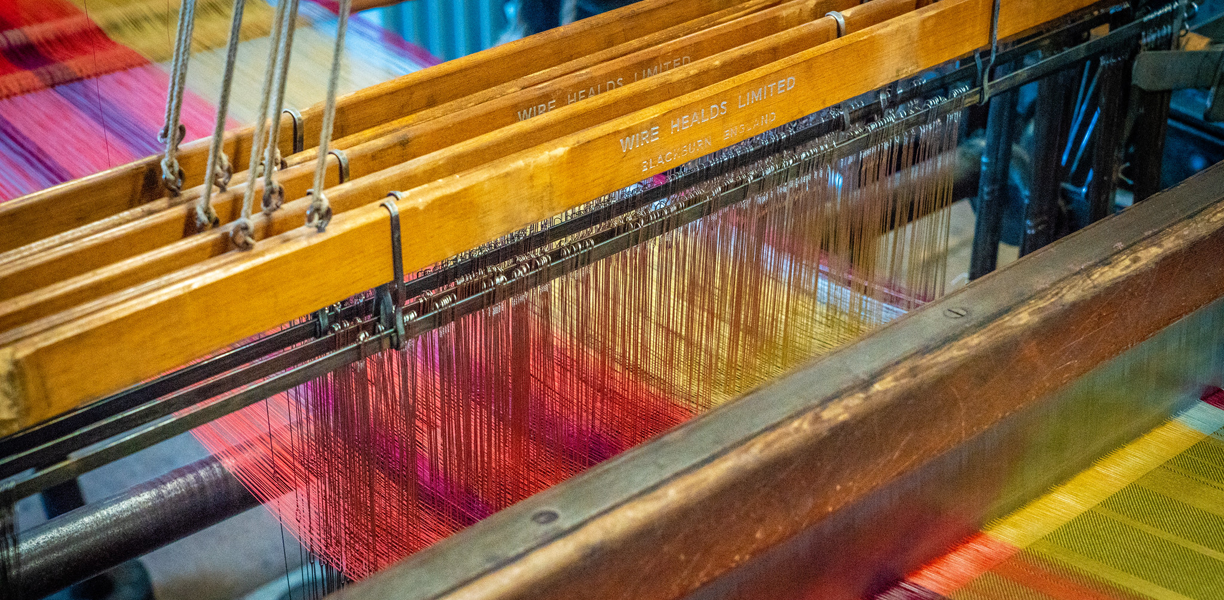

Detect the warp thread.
xmin=196 ymin=99 xmax=965 ymax=580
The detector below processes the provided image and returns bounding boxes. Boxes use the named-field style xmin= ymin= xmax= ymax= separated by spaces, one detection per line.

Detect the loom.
xmin=3 ymin=0 xmax=1224 ymax=598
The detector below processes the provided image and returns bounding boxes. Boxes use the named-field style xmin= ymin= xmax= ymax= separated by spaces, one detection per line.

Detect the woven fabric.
xmin=883 ymin=393 xmax=1224 ymax=600
xmin=0 ymin=0 xmax=435 ymax=203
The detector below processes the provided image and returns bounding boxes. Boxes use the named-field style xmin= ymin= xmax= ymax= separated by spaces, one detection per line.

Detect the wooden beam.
xmin=0 ymin=0 xmax=856 ymax=306
xmin=0 ymin=0 xmax=781 ymax=269
xmin=0 ymin=0 xmax=1099 ymax=434
xmin=0 ymin=0 xmax=763 ymax=255
xmin=329 ymin=161 xmax=1224 ymax=600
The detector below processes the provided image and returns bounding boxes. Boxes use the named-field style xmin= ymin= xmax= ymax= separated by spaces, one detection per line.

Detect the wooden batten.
xmin=0 ymin=0 xmax=763 ymax=256
xmin=0 ymin=0 xmax=915 ymax=334
xmin=0 ymin=0 xmax=841 ymax=306
xmin=0 ymin=0 xmax=783 ymax=270
xmin=0 ymin=0 xmax=1098 ymax=434
xmin=330 ymin=162 xmax=1224 ymax=600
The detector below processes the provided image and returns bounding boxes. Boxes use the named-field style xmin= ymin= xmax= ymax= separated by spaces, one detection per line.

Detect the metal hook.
xmin=283 ymin=108 xmax=304 ymax=154
xmin=878 ymin=84 xmax=893 ymax=112
xmin=978 ymin=0 xmax=1003 ymax=103
xmin=826 ymin=11 xmax=847 ymax=37
xmin=329 ymin=149 xmax=351 ymax=183
xmin=377 ymin=192 xmax=407 ymax=349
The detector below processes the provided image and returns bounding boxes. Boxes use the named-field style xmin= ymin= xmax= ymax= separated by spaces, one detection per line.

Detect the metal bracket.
xmin=377 ymin=192 xmax=407 ymax=349
xmin=976 ymin=0 xmax=1003 ymax=103
xmin=826 ymin=10 xmax=846 ymax=37
xmin=1133 ymin=47 xmax=1224 ymax=120
xmin=283 ymin=108 xmax=305 ymax=154
xmin=315 ymin=304 xmax=332 ymax=338
xmin=329 ymin=148 xmax=351 ymax=183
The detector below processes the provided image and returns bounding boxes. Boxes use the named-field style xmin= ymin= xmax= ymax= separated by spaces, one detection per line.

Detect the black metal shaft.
xmin=1086 ymin=52 xmax=1131 ymax=223
xmin=39 ymin=477 xmax=85 ymax=520
xmin=970 ymin=64 xmax=1019 ymax=280
xmin=1022 ymin=67 xmax=1076 ymax=255
xmin=13 ymin=455 xmax=258 ymax=599
xmin=1131 ymin=88 xmax=1172 ymax=202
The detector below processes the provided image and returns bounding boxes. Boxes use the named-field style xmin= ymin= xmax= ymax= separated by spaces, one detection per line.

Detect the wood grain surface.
xmin=0 ymin=0 xmax=758 ymax=255
xmin=0 ymin=0 xmax=1098 ymax=434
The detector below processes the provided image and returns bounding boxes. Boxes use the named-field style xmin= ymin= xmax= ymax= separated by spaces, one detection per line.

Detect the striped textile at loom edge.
xmin=0 ymin=0 xmax=147 ymax=99
xmin=0 ymin=0 xmax=222 ymax=200
xmin=874 ymin=389 xmax=1224 ymax=600
xmin=0 ymin=64 xmax=221 ymax=200
xmin=0 ymin=0 xmax=438 ymax=202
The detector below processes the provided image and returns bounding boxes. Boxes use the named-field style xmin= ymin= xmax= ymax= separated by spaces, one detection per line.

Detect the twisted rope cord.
xmin=196 ymin=0 xmax=247 ymax=231
xmin=306 ymin=0 xmax=351 ymax=232
xmin=233 ymin=0 xmax=293 ymax=250
xmin=161 ymin=0 xmax=199 ymax=196
xmin=159 ymin=0 xmax=192 ymax=138
xmin=260 ymin=0 xmax=303 ymax=216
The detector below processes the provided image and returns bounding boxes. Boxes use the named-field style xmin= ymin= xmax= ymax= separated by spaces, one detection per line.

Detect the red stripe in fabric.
xmin=1200 ymin=387 xmax=1224 ymax=411
xmin=906 ymin=533 xmax=1021 ymax=595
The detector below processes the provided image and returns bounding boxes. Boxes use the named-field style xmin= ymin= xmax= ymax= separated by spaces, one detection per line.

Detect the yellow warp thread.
xmin=67 ymin=0 xmax=276 ymax=62
xmin=949 ymin=402 xmax=1224 ymax=600
xmin=986 ymin=402 xmax=1224 ymax=549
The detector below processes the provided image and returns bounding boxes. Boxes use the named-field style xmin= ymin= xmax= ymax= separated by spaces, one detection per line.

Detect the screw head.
xmin=943 ymin=307 xmax=968 ymax=319
xmin=531 ymin=509 xmax=559 ymax=525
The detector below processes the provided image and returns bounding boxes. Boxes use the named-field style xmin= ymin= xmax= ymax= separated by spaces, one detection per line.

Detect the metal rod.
xmin=0 ymin=319 xmax=319 ymax=460
xmin=1087 ymin=51 xmax=1132 ymax=223
xmin=971 ymin=62 xmax=1019 ymax=279
xmin=1132 ymin=88 xmax=1173 ymax=201
xmin=5 ymin=333 xmax=382 ymax=500
xmin=0 ymin=332 xmax=347 ymax=481
xmin=1022 ymin=66 xmax=1077 ymax=255
xmin=12 ymin=454 xmax=259 ymax=599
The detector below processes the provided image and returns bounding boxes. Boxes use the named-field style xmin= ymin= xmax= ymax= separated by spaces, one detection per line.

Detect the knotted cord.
xmin=233 ymin=0 xmax=295 ymax=249
xmin=196 ymin=0 xmax=248 ymax=231
xmin=306 ymin=0 xmax=351 ymax=232
xmin=260 ymin=0 xmax=303 ymax=216
xmin=160 ymin=0 xmax=199 ymax=196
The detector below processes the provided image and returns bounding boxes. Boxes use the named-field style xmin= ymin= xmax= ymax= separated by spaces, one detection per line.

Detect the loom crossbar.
xmin=0 ymin=0 xmax=771 ymax=255
xmin=327 ymin=159 xmax=1224 ymax=600
xmin=0 ymin=0 xmax=1105 ymax=436
xmin=0 ymin=2 xmax=1165 ymax=499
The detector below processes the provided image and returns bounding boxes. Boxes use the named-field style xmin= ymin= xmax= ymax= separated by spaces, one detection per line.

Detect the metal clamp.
xmin=826 ymin=10 xmax=846 ymax=37
xmin=313 ymin=303 xmax=342 ymax=338
xmin=283 ymin=108 xmax=304 ymax=154
xmin=878 ymin=82 xmax=894 ymax=112
xmin=377 ymin=192 xmax=407 ymax=349
xmin=976 ymin=0 xmax=1003 ymax=103
xmin=329 ymin=148 xmax=351 ymax=183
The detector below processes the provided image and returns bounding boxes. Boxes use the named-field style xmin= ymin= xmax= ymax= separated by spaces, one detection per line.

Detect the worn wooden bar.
xmin=0 ymin=0 xmax=764 ymax=255
xmin=325 ymin=162 xmax=1224 ymax=600
xmin=0 ymin=0 xmax=870 ymax=307
xmin=0 ymin=0 xmax=1098 ymax=434
xmin=0 ymin=0 xmax=782 ymax=268
xmin=0 ymin=0 xmax=919 ymax=337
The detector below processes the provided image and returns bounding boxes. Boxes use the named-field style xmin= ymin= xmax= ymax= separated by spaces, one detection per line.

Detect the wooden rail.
xmin=0 ymin=0 xmax=1098 ymax=435
xmin=0 ymin=0 xmax=761 ymax=254
xmin=0 ymin=0 xmax=782 ymax=268
xmin=0 ymin=0 xmax=862 ymax=307
xmin=0 ymin=0 xmax=917 ymax=335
